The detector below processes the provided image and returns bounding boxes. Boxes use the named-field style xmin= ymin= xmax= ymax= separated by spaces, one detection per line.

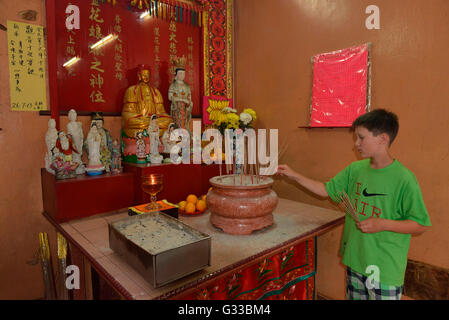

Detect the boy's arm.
xmin=277 ymin=165 xmax=328 ymax=198
xmin=357 ymin=218 xmax=429 ymax=235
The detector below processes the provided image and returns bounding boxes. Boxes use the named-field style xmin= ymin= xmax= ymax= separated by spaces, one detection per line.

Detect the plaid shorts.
xmin=346 ymin=267 xmax=403 ymax=300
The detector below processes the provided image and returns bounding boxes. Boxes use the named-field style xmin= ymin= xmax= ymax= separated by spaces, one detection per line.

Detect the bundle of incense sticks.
xmin=39 ymin=232 xmax=56 ymax=299
xmin=57 ymin=232 xmax=69 ymax=300
xmin=337 ymin=191 xmax=360 ymax=223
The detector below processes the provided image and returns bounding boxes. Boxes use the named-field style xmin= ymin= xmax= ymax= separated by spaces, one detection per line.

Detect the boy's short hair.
xmin=351 ymin=109 xmax=399 ymax=145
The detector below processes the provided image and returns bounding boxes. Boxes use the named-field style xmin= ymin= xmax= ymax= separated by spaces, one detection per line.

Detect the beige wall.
xmin=0 ymin=0 xmax=122 ymax=299
xmin=234 ymin=0 xmax=449 ymax=299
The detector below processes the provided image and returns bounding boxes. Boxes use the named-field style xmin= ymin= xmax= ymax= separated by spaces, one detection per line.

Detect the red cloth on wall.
xmin=310 ymin=44 xmax=369 ymax=127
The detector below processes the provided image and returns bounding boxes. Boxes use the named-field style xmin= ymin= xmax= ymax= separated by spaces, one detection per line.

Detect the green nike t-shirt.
xmin=325 ymin=159 xmax=431 ymax=286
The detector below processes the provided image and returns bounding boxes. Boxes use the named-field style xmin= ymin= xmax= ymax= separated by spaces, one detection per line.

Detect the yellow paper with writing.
xmin=7 ymin=20 xmax=47 ymax=111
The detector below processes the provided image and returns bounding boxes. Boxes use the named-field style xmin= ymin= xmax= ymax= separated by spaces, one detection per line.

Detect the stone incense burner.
xmin=207 ymin=174 xmax=279 ymax=235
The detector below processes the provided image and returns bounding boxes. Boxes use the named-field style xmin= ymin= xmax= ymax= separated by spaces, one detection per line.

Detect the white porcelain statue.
xmin=67 ymin=109 xmax=85 ymax=174
xmin=45 ymin=118 xmax=58 ymax=174
xmin=85 ymin=124 xmax=104 ymax=175
xmin=148 ymin=115 xmax=163 ymax=164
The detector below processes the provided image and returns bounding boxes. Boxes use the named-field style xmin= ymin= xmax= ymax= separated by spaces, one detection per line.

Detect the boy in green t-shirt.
xmin=277 ymin=109 xmax=431 ymax=300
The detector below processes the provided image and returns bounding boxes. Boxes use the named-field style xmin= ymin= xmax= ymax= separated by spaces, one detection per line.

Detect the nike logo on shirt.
xmin=362 ymin=188 xmax=387 ymax=197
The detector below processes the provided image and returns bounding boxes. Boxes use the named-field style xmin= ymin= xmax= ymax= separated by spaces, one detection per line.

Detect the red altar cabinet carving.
xmin=170 ymin=238 xmax=316 ymax=300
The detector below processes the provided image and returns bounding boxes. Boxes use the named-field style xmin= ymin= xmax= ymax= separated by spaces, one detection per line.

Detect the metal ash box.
xmin=108 ymin=212 xmax=211 ymax=288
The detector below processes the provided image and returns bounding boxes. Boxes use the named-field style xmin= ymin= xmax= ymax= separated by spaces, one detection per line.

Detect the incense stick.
xmin=337 ymin=191 xmax=360 ymax=223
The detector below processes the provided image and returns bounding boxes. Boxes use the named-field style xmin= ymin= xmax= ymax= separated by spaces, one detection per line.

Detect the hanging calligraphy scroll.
xmin=7 ymin=20 xmax=47 ymax=111
xmin=203 ymin=0 xmax=232 ymax=99
xmin=53 ymin=0 xmax=202 ymax=115
xmin=309 ymin=44 xmax=371 ymax=127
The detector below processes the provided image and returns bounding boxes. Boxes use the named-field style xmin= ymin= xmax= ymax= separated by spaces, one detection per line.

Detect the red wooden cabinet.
xmin=41 ymin=163 xmax=221 ymax=222
xmin=124 ymin=163 xmax=220 ymax=205
xmin=41 ymin=169 xmax=135 ymax=223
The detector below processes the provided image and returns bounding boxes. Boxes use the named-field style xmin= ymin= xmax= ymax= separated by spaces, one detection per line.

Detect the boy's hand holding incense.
xmin=357 ymin=218 xmax=386 ymax=233
xmin=357 ymin=218 xmax=428 ymax=235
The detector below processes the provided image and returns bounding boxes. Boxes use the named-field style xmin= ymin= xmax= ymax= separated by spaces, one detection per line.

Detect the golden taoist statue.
xmin=122 ymin=64 xmax=173 ymax=138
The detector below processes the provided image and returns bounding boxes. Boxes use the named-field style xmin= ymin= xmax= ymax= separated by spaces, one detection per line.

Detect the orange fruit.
xmin=201 ymin=194 xmax=207 ymax=202
xmin=178 ymin=201 xmax=186 ymax=210
xmin=196 ymin=200 xmax=207 ymax=212
xmin=185 ymin=202 xmax=196 ymax=214
xmin=186 ymin=194 xmax=198 ymax=204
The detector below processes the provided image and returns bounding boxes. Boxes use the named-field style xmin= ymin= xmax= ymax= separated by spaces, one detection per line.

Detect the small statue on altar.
xmin=50 ymin=147 xmax=77 ymax=179
xmin=52 ymin=131 xmax=79 ymax=179
xmin=90 ymin=112 xmax=112 ymax=172
xmin=121 ymin=64 xmax=174 ymax=164
xmin=135 ymin=131 xmax=147 ymax=164
xmin=67 ymin=109 xmax=85 ymax=174
xmin=122 ymin=64 xmax=173 ymax=138
xmin=85 ymin=124 xmax=104 ymax=176
xmin=148 ymin=115 xmax=163 ymax=164
xmin=169 ymin=56 xmax=193 ymax=135
xmin=45 ymin=118 xmax=58 ymax=174
xmin=111 ymin=139 xmax=122 ymax=174
xmin=162 ymin=122 xmax=177 ymax=154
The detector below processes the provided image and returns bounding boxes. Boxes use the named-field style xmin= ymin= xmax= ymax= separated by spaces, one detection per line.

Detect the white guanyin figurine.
xmin=91 ymin=112 xmax=112 ymax=172
xmin=148 ymin=115 xmax=163 ymax=164
xmin=85 ymin=124 xmax=104 ymax=176
xmin=45 ymin=118 xmax=58 ymax=174
xmin=162 ymin=123 xmax=177 ymax=154
xmin=67 ymin=109 xmax=85 ymax=174
xmin=168 ymin=56 xmax=193 ymax=135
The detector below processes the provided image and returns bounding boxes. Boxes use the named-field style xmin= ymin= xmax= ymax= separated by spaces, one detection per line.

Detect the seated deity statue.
xmin=122 ymin=64 xmax=173 ymax=138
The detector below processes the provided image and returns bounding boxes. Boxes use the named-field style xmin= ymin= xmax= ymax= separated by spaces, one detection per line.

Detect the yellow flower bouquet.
xmin=213 ymin=107 xmax=257 ymax=134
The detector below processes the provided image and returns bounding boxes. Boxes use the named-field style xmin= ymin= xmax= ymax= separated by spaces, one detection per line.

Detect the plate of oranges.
xmin=178 ymin=194 xmax=207 ymax=215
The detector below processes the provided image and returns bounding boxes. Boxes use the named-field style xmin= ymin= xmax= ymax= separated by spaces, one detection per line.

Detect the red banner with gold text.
xmin=56 ymin=0 xmax=202 ymax=115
